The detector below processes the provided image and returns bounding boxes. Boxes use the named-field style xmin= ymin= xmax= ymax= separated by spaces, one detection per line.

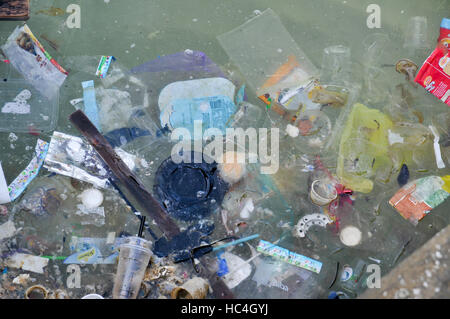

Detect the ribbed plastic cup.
xmin=403 ymin=16 xmax=429 ymax=50
xmin=112 ymin=236 xmax=152 ymax=299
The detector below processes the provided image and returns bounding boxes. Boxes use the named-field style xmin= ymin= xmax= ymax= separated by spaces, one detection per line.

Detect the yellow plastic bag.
xmin=337 ymin=103 xmax=393 ymax=193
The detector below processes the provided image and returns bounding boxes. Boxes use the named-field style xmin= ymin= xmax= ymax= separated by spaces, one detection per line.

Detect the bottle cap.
xmin=441 ymin=18 xmax=450 ymax=30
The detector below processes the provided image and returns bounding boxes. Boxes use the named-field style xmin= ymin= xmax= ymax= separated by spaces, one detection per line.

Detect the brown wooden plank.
xmin=0 ymin=0 xmax=29 ymax=20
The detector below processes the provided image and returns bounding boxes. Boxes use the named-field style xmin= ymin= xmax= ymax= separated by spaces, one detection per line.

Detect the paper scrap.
xmin=6 ymin=253 xmax=49 ymax=274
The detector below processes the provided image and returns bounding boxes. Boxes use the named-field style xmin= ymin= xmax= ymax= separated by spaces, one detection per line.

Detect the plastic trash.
xmin=6 ymin=253 xmax=48 ymax=274
xmin=438 ymin=18 xmax=450 ymax=48
xmin=217 ymin=8 xmax=318 ymax=100
xmin=112 ymin=236 xmax=152 ymax=299
xmin=415 ymin=46 xmax=450 ymax=106
xmin=403 ymin=16 xmax=430 ymax=53
xmin=153 ymin=151 xmax=228 ymax=221
xmin=337 ymin=103 xmax=393 ymax=193
xmin=171 ymin=277 xmax=209 ymax=299
xmin=1 ymin=25 xmax=67 ymax=101
xmin=44 ymin=131 xmax=112 ymax=189
xmin=129 ymin=50 xmax=236 ymax=130
xmin=389 ymin=175 xmax=450 ymax=224
xmin=320 ymin=45 xmax=352 ymax=87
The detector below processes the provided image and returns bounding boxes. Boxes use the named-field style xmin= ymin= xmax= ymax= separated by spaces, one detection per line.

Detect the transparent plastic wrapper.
xmin=361 ymin=33 xmax=391 ymax=105
xmin=129 ymin=50 xmax=241 ymax=134
xmin=320 ymin=45 xmax=352 ymax=87
xmin=1 ymin=24 xmax=67 ymax=101
xmin=403 ymin=16 xmax=430 ymax=56
xmin=217 ymin=9 xmax=318 ymax=104
xmin=63 ymin=236 xmax=126 ymax=264
xmin=62 ymin=56 xmax=150 ymax=135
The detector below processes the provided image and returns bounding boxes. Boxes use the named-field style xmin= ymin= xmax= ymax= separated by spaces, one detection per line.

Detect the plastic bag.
xmin=1 ymin=24 xmax=67 ymax=101
xmin=337 ymin=103 xmax=393 ymax=193
xmin=129 ymin=50 xmax=242 ymax=134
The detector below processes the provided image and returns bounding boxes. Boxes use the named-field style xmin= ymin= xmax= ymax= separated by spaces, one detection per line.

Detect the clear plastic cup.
xmin=403 ymin=16 xmax=429 ymax=50
xmin=320 ymin=45 xmax=352 ymax=86
xmin=112 ymin=236 xmax=152 ymax=299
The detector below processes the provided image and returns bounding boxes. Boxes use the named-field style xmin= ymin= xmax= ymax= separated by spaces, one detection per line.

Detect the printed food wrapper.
xmin=63 ymin=236 xmax=125 ymax=264
xmin=256 ymin=240 xmax=322 ymax=274
xmin=8 ymin=139 xmax=49 ymax=201
xmin=389 ymin=175 xmax=450 ymax=223
xmin=415 ymin=46 xmax=450 ymax=106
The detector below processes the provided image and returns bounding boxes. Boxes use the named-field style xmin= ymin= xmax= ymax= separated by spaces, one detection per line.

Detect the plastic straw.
xmin=212 ymin=234 xmax=259 ymax=251
xmin=138 ymin=216 xmax=146 ymax=238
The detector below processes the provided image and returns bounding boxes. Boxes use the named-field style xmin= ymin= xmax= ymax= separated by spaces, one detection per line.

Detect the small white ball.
xmin=339 ymin=226 xmax=362 ymax=247
xmin=79 ymin=188 xmax=104 ymax=209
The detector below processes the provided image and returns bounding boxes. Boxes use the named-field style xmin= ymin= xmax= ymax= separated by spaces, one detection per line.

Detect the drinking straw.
xmin=42 ymin=256 xmax=67 ymax=260
xmin=212 ymin=234 xmax=260 ymax=251
xmin=138 ymin=216 xmax=146 ymax=238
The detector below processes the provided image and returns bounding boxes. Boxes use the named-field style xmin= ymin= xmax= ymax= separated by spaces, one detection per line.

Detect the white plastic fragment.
xmin=0 ymin=220 xmax=16 ymax=240
xmin=6 ymin=253 xmax=49 ymax=274
xmin=388 ymin=129 xmax=404 ymax=145
xmin=221 ymin=252 xmax=252 ymax=289
xmin=0 ymin=162 xmax=11 ymax=204
xmin=12 ymin=274 xmax=30 ymax=285
xmin=239 ymin=198 xmax=254 ymax=219
xmin=429 ymin=125 xmax=446 ymax=169
xmin=286 ymin=124 xmax=299 ymax=137
xmin=294 ymin=213 xmax=332 ymax=238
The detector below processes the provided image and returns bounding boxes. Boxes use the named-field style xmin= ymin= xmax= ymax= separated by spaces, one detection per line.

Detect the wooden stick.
xmin=69 ymin=109 xmax=180 ymax=239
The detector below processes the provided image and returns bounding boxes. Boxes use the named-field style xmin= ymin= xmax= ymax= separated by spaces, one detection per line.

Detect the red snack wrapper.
xmin=414 ymin=47 xmax=450 ymax=106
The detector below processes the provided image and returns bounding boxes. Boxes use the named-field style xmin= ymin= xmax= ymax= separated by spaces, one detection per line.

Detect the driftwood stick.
xmin=69 ymin=109 xmax=180 ymax=239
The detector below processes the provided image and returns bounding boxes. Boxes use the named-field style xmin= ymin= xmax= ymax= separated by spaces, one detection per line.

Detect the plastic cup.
xmin=403 ymin=16 xmax=429 ymax=50
xmin=310 ymin=179 xmax=338 ymax=206
xmin=82 ymin=294 xmax=104 ymax=299
xmin=112 ymin=236 xmax=152 ymax=299
xmin=320 ymin=45 xmax=352 ymax=86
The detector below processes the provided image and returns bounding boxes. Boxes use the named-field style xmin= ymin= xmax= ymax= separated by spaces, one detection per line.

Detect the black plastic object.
xmin=154 ymin=151 xmax=229 ymax=221
xmin=153 ymin=221 xmax=215 ymax=261
xmin=397 ymin=164 xmax=410 ymax=186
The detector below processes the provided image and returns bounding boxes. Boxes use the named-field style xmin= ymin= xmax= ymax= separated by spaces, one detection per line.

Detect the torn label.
xmin=8 ymin=139 xmax=49 ymax=201
xmin=82 ymin=80 xmax=101 ymax=130
xmin=294 ymin=213 xmax=332 ymax=238
xmin=96 ymin=56 xmax=115 ymax=79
